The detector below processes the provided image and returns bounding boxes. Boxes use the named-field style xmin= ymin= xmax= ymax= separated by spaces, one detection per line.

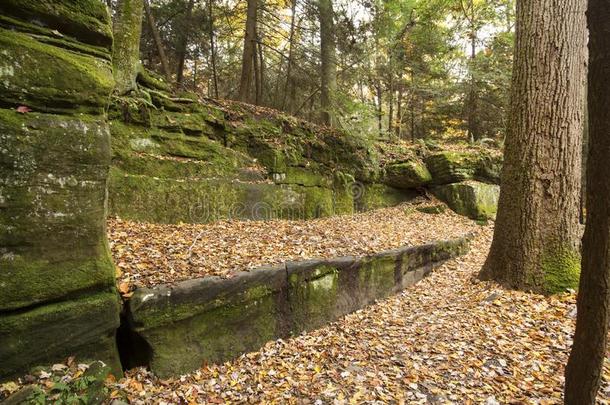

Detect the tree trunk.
xmin=467 ymin=32 xmax=479 ymax=142
xmin=282 ymin=0 xmax=298 ymax=111
xmin=478 ymin=0 xmax=587 ymax=294
xmin=144 ymin=0 xmax=172 ymax=81
xmin=257 ymin=34 xmax=264 ymax=103
xmin=318 ymin=0 xmax=336 ymax=126
xmin=388 ymin=79 xmax=394 ymax=136
xmin=176 ymin=0 xmax=195 ymax=87
xmin=396 ymin=89 xmax=402 ymax=137
xmin=564 ymin=1 xmax=610 ymax=402
xmin=253 ymin=41 xmax=260 ymax=104
xmin=376 ymin=83 xmax=383 ymax=134
xmin=208 ymin=0 xmax=219 ymax=99
xmin=238 ymin=0 xmax=258 ymax=102
xmin=112 ymin=0 xmax=144 ymax=94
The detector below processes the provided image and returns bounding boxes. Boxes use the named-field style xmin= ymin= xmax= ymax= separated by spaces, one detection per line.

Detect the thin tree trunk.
xmin=396 ymin=89 xmax=402 ymax=137
xmin=253 ymin=42 xmax=260 ymax=104
xmin=257 ymin=34 xmax=264 ymax=103
xmin=238 ymin=0 xmax=258 ymax=101
xmin=282 ymin=0 xmax=298 ymax=111
xmin=376 ymin=83 xmax=383 ymax=134
xmin=564 ymin=1 xmax=609 ymax=402
xmin=176 ymin=0 xmax=195 ymax=86
xmin=318 ymin=0 xmax=336 ymax=125
xmin=144 ymin=0 xmax=172 ymax=81
xmin=208 ymin=0 xmax=219 ymax=99
xmin=479 ymin=0 xmax=587 ymax=293
xmin=388 ymin=79 xmax=394 ymax=135
xmin=467 ymin=32 xmax=479 ymax=141
xmin=112 ymin=0 xmax=144 ymax=94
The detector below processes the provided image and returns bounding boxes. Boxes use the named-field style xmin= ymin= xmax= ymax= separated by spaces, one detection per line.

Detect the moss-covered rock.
xmin=475 ymin=153 xmax=503 ymax=184
xmin=383 ymin=159 xmax=432 ymax=189
xmin=0 ymin=28 xmax=113 ymax=113
xmin=0 ymin=111 xmax=116 ymax=310
xmin=0 ymin=291 xmax=121 ymax=381
xmin=0 ymin=0 xmax=113 ymax=48
xmin=356 ymin=183 xmax=417 ymax=212
xmin=0 ymin=5 xmax=120 ymax=380
xmin=425 ymin=151 xmax=480 ymax=185
xmin=128 ymin=266 xmax=287 ymax=377
xmin=431 ymin=181 xmax=499 ymax=220
xmin=125 ymin=236 xmax=472 ymax=377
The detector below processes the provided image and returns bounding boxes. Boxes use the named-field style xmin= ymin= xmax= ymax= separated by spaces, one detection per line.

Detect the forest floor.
xmin=107 ymin=224 xmax=610 ymax=404
xmin=4 ymin=206 xmax=610 ymax=404
xmin=108 ymin=198 xmax=478 ymax=294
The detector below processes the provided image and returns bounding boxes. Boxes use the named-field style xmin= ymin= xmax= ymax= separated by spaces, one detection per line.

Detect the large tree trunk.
xmin=318 ymin=0 xmax=336 ymax=126
xmin=478 ymin=0 xmax=587 ymax=294
xmin=176 ymin=0 xmax=195 ymax=87
xmin=238 ymin=0 xmax=258 ymax=102
xmin=112 ymin=0 xmax=144 ymax=94
xmin=143 ymin=0 xmax=172 ymax=81
xmin=564 ymin=1 xmax=610 ymax=402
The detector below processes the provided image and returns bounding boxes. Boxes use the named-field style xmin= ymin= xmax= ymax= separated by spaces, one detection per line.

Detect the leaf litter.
xmin=108 ymin=197 xmax=478 ymax=293
xmin=110 ymin=224 xmax=610 ymax=403
xmin=5 ymin=217 xmax=610 ymax=403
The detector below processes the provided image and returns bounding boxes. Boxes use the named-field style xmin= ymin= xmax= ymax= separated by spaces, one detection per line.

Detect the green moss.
xmin=425 ymin=151 xmax=480 ymax=185
xmin=356 ymin=183 xmax=415 ymax=212
xmin=432 ymin=181 xmax=499 ymax=220
xmin=137 ymin=66 xmax=171 ymax=92
xmin=273 ymin=166 xmax=332 ymax=188
xmin=384 ymin=160 xmax=432 ymax=189
xmin=359 ymin=255 xmax=396 ymax=298
xmin=0 ymin=15 xmax=111 ymax=60
xmin=0 ymin=291 xmax=121 ymax=380
xmin=0 ymin=242 xmax=115 ymax=311
xmin=542 ymin=246 xmax=581 ymax=294
xmin=136 ymin=286 xmax=279 ymax=377
xmin=0 ymin=28 xmax=114 ymax=113
xmin=288 ymin=266 xmax=339 ymax=333
xmin=0 ymin=0 xmax=113 ymax=48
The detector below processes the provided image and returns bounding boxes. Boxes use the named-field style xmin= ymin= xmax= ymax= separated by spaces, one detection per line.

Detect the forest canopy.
xmin=127 ymin=0 xmax=514 ymax=141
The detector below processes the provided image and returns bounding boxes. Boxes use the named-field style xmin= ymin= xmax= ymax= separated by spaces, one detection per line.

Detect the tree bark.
xmin=176 ymin=0 xmax=195 ymax=87
xmin=282 ymin=0 xmax=298 ymax=111
xmin=208 ymin=0 xmax=219 ymax=98
xmin=143 ymin=0 xmax=172 ymax=81
xmin=467 ymin=32 xmax=479 ymax=142
xmin=112 ymin=0 xmax=144 ymax=94
xmin=564 ymin=1 xmax=610 ymax=402
xmin=238 ymin=0 xmax=258 ymax=102
xmin=478 ymin=0 xmax=587 ymax=294
xmin=318 ymin=0 xmax=336 ymax=126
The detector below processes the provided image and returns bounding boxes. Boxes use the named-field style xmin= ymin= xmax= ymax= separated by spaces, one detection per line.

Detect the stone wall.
xmin=0 ymin=1 xmax=121 ymax=380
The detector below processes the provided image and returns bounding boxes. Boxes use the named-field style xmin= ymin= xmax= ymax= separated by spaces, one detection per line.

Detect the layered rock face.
xmin=382 ymin=151 xmax=502 ymax=220
xmin=107 ymin=75 xmax=416 ymax=224
xmin=0 ymin=1 xmax=121 ymax=379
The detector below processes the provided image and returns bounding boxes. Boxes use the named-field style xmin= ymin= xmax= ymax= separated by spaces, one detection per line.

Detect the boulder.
xmin=383 ymin=160 xmax=432 ymax=189
xmin=425 ymin=151 xmax=480 ymax=185
xmin=432 ymin=181 xmax=500 ymax=220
